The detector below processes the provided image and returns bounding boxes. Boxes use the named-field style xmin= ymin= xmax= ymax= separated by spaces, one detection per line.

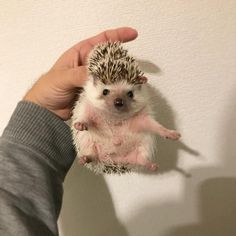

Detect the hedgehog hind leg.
xmin=77 ymin=140 xmax=98 ymax=165
xmin=79 ymin=155 xmax=93 ymax=165
xmin=111 ymin=148 xmax=158 ymax=171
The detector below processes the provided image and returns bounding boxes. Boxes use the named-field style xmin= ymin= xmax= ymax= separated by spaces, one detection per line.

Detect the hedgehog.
xmin=71 ymin=41 xmax=181 ymax=174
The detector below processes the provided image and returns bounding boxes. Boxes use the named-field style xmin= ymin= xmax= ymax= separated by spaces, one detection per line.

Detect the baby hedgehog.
xmin=71 ymin=41 xmax=181 ymax=174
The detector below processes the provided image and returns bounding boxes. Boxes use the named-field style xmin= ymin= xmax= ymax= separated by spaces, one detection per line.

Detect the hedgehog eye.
xmin=127 ymin=91 xmax=134 ymax=98
xmin=103 ymin=89 xmax=110 ymax=96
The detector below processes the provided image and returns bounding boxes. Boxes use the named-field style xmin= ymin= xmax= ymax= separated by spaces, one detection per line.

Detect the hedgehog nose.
xmin=114 ymin=98 xmax=124 ymax=108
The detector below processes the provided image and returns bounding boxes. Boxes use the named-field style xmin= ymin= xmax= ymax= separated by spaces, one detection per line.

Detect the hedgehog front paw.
xmin=79 ymin=156 xmax=92 ymax=165
xmin=74 ymin=122 xmax=88 ymax=131
xmin=165 ymin=130 xmax=181 ymax=140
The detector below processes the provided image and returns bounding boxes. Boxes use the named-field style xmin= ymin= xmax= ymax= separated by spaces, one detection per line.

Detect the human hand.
xmin=23 ymin=27 xmax=138 ymax=120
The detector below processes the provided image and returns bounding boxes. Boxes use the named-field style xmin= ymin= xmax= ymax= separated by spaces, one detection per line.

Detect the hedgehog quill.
xmin=71 ymin=42 xmax=181 ymax=174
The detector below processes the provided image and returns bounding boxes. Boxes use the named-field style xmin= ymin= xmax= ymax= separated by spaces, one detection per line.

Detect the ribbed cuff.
xmin=2 ymin=101 xmax=76 ymax=179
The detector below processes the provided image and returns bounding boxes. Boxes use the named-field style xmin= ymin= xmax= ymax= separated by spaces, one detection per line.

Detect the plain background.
xmin=1 ymin=1 xmax=236 ymax=235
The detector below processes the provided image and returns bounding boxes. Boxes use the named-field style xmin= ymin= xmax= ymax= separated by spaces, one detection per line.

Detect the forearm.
xmin=0 ymin=101 xmax=75 ymax=236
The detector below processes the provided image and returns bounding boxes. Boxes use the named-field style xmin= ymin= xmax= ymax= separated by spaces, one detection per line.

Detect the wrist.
xmin=23 ymin=92 xmax=64 ymax=120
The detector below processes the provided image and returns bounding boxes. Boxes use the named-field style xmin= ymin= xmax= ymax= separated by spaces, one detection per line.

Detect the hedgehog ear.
xmin=136 ymin=76 xmax=148 ymax=84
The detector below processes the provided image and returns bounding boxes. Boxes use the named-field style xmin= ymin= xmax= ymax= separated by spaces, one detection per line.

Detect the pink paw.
xmin=146 ymin=163 xmax=158 ymax=171
xmin=79 ymin=156 xmax=92 ymax=165
xmin=149 ymin=163 xmax=158 ymax=171
xmin=165 ymin=130 xmax=181 ymax=140
xmin=74 ymin=122 xmax=88 ymax=131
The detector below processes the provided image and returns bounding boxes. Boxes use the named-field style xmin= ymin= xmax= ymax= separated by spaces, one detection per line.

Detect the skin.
xmin=23 ymin=27 xmax=138 ymax=120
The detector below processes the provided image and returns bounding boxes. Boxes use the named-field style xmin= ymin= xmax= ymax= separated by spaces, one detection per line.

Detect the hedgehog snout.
xmin=114 ymin=98 xmax=124 ymax=108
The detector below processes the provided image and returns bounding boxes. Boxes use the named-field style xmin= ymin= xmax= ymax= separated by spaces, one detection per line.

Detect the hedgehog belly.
xmin=96 ymin=133 xmax=141 ymax=159
xmin=76 ymin=122 xmax=143 ymax=174
xmin=81 ymin=125 xmax=141 ymax=157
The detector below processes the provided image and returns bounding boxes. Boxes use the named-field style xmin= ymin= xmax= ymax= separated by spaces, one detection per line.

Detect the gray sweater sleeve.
xmin=0 ymin=101 xmax=76 ymax=236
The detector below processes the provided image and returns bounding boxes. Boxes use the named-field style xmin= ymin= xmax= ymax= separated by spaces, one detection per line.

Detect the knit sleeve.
xmin=0 ymin=101 xmax=76 ymax=236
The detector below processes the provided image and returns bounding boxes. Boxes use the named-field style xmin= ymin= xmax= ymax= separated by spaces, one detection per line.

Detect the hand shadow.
xmin=166 ymin=177 xmax=236 ymax=236
xmin=124 ymin=177 xmax=236 ymax=236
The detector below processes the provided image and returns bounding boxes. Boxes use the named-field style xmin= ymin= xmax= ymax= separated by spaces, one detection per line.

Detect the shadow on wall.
xmin=138 ymin=59 xmax=199 ymax=176
xmin=60 ymin=61 xmax=199 ymax=236
xmin=137 ymin=59 xmax=162 ymax=74
xmin=144 ymin=83 xmax=199 ymax=177
xmin=164 ymin=89 xmax=236 ymax=236
xmin=123 ymin=90 xmax=236 ymax=236
xmin=125 ymin=176 xmax=236 ymax=236
xmin=60 ymin=164 xmax=129 ymax=236
xmin=166 ymin=177 xmax=236 ymax=236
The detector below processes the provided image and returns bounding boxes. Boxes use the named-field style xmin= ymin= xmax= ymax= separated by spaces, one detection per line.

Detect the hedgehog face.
xmin=85 ymin=78 xmax=147 ymax=119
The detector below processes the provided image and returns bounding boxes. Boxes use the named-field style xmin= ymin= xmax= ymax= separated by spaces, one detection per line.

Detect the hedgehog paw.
xmin=74 ymin=122 xmax=88 ymax=131
xmin=164 ymin=130 xmax=181 ymax=140
xmin=79 ymin=156 xmax=92 ymax=165
xmin=146 ymin=163 xmax=158 ymax=171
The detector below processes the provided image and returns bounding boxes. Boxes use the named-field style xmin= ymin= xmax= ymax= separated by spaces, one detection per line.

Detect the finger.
xmin=77 ymin=27 xmax=138 ymax=49
xmin=55 ymin=66 xmax=88 ymax=90
xmin=54 ymin=27 xmax=138 ymax=68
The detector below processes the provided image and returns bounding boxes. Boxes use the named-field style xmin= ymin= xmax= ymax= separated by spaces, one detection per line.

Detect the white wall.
xmin=1 ymin=1 xmax=236 ymax=235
